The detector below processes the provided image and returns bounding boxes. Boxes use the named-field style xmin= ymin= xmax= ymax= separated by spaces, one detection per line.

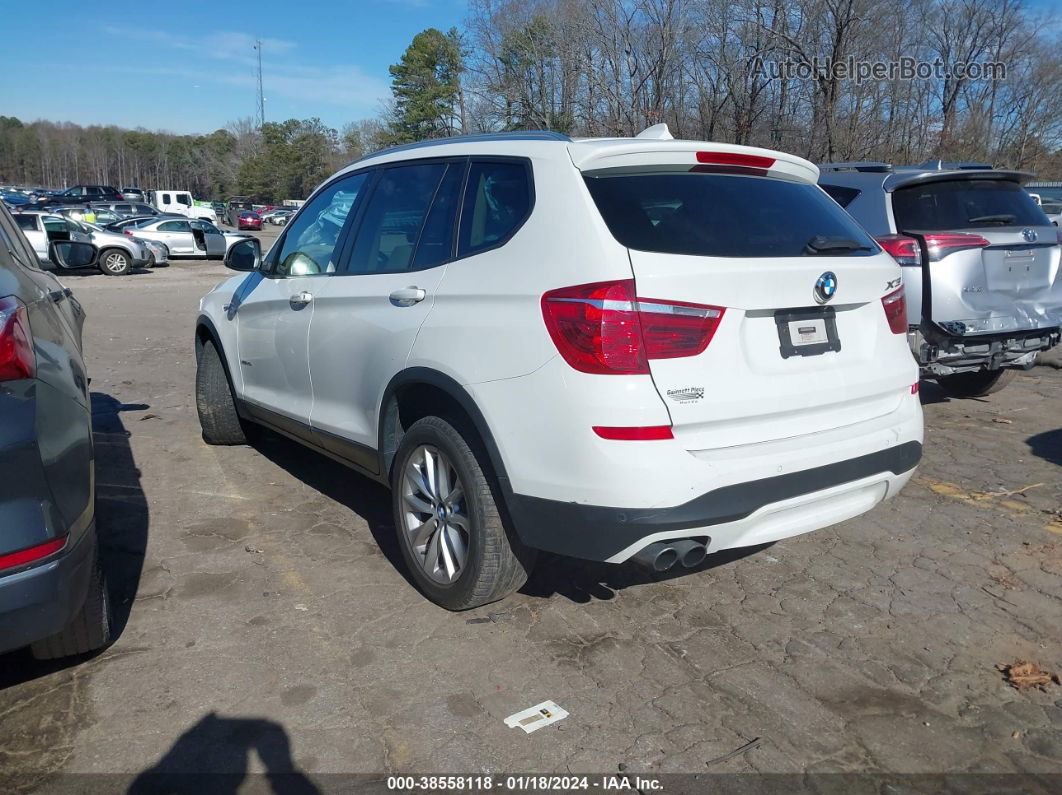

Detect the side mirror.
xmin=48 ymin=241 xmax=98 ymax=270
xmin=225 ymin=238 xmax=261 ymax=272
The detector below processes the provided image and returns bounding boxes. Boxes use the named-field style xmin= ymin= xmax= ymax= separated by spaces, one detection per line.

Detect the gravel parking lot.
xmin=1 ymin=247 xmax=1060 ymax=790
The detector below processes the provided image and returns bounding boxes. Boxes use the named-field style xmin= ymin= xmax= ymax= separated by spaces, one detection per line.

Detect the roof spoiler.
xmin=818 ymin=161 xmax=892 ymax=173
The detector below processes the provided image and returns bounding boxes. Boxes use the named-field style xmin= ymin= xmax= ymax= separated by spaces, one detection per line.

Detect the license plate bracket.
xmin=775 ymin=306 xmax=842 ymax=359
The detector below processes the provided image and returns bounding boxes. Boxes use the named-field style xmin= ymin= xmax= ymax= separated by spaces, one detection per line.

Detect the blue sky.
xmin=0 ymin=0 xmax=466 ymax=135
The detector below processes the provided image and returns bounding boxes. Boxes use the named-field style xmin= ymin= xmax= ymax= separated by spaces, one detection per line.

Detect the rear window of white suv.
xmin=584 ymin=172 xmax=878 ymax=258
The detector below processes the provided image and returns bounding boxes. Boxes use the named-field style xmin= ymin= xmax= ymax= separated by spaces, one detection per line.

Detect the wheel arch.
xmin=194 ymin=314 xmax=221 ymax=359
xmin=195 ymin=314 xmax=246 ymax=405
xmin=378 ymin=368 xmax=512 ymax=495
xmin=98 ymin=245 xmax=131 ymax=262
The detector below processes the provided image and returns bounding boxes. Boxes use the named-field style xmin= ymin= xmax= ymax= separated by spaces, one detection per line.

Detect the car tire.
xmin=196 ymin=339 xmax=258 ymax=445
xmin=391 ymin=416 xmax=536 ymax=610
xmin=937 ymin=368 xmax=1016 ymax=398
xmin=99 ymin=248 xmax=131 ymax=276
xmin=30 ymin=549 xmax=111 ymax=660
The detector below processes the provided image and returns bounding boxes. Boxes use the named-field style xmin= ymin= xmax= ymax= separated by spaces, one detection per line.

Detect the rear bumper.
xmin=913 ymin=326 xmax=1060 ymax=375
xmin=0 ymin=521 xmax=96 ymax=655
xmin=507 ymin=442 xmax=921 ymax=562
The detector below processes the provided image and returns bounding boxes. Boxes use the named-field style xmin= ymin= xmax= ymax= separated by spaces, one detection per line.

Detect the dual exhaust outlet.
xmin=631 ymin=538 xmax=709 ymax=572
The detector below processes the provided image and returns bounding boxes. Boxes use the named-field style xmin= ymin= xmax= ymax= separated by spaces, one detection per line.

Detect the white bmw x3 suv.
xmin=195 ymin=128 xmax=923 ymax=610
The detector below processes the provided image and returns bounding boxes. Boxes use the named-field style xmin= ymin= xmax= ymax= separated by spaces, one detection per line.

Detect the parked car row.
xmin=1 ymin=185 xmax=222 ymax=225
xmin=12 ymin=209 xmax=166 ymax=275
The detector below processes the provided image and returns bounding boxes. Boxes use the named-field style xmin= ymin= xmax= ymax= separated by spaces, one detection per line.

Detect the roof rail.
xmin=356 ymin=130 xmax=572 ymax=164
xmin=817 ymin=161 xmax=893 ymax=173
xmin=912 ymin=159 xmax=993 ymax=171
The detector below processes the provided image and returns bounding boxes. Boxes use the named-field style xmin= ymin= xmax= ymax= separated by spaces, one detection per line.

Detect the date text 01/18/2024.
xmin=385 ymin=775 xmax=663 ymax=791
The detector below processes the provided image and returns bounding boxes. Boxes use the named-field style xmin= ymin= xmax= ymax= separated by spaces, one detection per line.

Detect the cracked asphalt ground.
xmin=1 ymin=252 xmax=1061 ymax=791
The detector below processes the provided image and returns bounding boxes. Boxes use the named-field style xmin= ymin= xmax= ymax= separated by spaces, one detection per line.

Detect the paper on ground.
xmin=503 ymin=700 xmax=568 ymax=734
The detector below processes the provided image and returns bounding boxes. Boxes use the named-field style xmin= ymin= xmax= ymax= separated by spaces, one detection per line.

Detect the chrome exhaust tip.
xmin=672 ymin=539 xmax=708 ymax=569
xmin=631 ymin=541 xmax=679 ymax=572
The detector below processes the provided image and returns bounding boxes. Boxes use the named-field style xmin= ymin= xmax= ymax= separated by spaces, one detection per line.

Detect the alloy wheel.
xmin=401 ymin=445 xmax=469 ymax=584
xmin=104 ymin=252 xmax=128 ymax=272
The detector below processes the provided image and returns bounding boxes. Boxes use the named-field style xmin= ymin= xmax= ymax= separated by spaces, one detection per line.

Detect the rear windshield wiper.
xmin=967 ymin=214 xmax=1015 ymax=225
xmin=804 ymin=235 xmax=873 ymax=255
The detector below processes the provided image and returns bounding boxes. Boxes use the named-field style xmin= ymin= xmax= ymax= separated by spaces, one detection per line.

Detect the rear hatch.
xmin=575 ymin=143 xmax=915 ymax=450
xmin=889 ymin=174 xmax=1062 ymax=335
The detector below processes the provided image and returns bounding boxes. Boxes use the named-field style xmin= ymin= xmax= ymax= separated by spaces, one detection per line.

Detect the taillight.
xmin=0 ymin=536 xmax=66 ymax=572
xmin=0 ymin=296 xmax=35 ymax=381
xmin=881 ymin=285 xmax=907 ymax=334
xmin=123 ymin=229 xmax=133 ymax=236
xmin=541 ymin=280 xmax=725 ymax=375
xmin=1055 ymin=228 xmax=1062 ymax=244
xmin=876 ymin=235 xmax=921 ymax=266
xmin=638 ymin=297 xmax=725 ymax=358
xmin=923 ymin=232 xmax=989 ymax=261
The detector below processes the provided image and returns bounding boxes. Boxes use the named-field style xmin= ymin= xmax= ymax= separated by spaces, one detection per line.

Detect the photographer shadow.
xmin=128 ymin=712 xmax=319 ymax=795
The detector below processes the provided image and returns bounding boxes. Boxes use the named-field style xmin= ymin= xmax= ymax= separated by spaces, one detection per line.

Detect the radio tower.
xmin=254 ymin=38 xmax=265 ymax=129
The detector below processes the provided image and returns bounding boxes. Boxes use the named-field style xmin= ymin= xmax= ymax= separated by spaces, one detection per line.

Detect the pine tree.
xmin=386 ymin=28 xmax=465 ymax=144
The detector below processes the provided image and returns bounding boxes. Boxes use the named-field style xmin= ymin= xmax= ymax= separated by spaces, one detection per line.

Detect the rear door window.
xmin=585 ymin=172 xmax=877 ymax=257
xmin=892 ymin=179 xmax=1048 ymax=231
xmin=14 ymin=215 xmax=37 ymax=231
xmin=411 ymin=161 xmax=465 ymax=269
xmin=458 ymin=160 xmax=532 ymax=257
xmin=347 ymin=163 xmax=446 ymax=274
xmin=158 ymin=220 xmax=190 ymax=232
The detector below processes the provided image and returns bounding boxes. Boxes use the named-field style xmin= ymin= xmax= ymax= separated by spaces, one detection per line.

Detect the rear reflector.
xmin=876 ymin=235 xmax=921 ymax=267
xmin=541 ymin=280 xmax=725 ymax=374
xmin=0 ymin=536 xmax=66 ymax=572
xmin=0 ymin=296 xmax=35 ymax=381
xmin=923 ymin=232 xmax=989 ymax=261
xmin=911 ymin=382 xmax=920 ymax=395
xmin=696 ymin=151 xmax=775 ymax=169
xmin=881 ymin=285 xmax=907 ymax=334
xmin=593 ymin=425 xmax=674 ymax=441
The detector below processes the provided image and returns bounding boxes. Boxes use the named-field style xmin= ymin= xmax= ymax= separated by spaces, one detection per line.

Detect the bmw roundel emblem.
xmin=814 ymin=271 xmax=838 ymax=304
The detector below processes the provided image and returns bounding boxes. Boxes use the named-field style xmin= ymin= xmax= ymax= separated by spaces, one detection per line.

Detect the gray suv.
xmin=820 ymin=161 xmax=1061 ymax=397
xmin=0 ymin=203 xmax=111 ymax=659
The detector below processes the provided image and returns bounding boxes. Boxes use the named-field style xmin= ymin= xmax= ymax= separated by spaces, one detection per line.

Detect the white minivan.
xmin=149 ymin=190 xmax=218 ymax=223
xmin=194 ymin=128 xmax=923 ymax=610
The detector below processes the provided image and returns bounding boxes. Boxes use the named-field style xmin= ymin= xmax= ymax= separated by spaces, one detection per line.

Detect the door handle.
xmin=289 ymin=291 xmax=313 ymax=307
xmin=48 ymin=289 xmax=66 ymax=303
xmin=389 ymin=286 xmax=427 ymax=306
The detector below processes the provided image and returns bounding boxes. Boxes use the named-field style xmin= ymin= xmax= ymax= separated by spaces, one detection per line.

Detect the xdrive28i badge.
xmin=814 ymin=271 xmax=838 ymax=304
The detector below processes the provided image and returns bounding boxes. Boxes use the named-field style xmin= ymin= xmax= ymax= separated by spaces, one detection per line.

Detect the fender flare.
xmin=378 ymin=367 xmax=512 ymax=494
xmin=194 ymin=313 xmax=222 ymax=358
